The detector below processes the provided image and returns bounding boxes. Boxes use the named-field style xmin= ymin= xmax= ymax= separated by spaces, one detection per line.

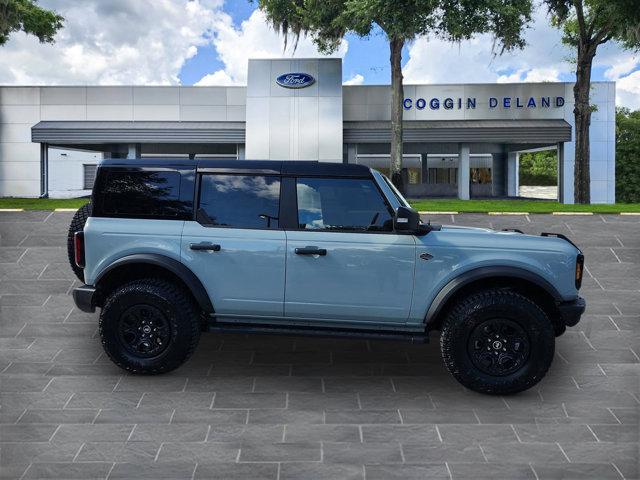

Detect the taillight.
xmin=74 ymin=231 xmax=85 ymax=268
xmin=575 ymin=253 xmax=584 ymax=289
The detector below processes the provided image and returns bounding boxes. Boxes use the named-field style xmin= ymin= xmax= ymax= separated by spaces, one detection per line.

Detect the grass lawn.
xmin=408 ymin=199 xmax=640 ymax=213
xmin=0 ymin=197 xmax=90 ymax=210
xmin=1 ymin=197 xmax=639 ymax=213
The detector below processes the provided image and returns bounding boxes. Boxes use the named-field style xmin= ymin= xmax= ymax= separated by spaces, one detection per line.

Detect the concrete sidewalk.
xmin=0 ymin=212 xmax=638 ymax=480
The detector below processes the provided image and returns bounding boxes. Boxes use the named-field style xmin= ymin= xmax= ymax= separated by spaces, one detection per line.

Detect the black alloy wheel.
xmin=467 ymin=318 xmax=530 ymax=376
xmin=117 ymin=304 xmax=171 ymax=358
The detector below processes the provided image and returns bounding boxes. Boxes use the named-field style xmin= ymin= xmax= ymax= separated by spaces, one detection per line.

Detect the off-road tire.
xmin=67 ymin=203 xmax=92 ymax=281
xmin=440 ymin=289 xmax=554 ymax=395
xmin=99 ymin=278 xmax=200 ymax=374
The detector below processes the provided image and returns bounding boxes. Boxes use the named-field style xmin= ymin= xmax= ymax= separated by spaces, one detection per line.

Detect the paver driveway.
xmin=0 ymin=211 xmax=638 ymax=480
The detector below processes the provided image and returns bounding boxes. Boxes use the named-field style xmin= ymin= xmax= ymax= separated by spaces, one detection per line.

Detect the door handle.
xmin=295 ymin=246 xmax=327 ymax=256
xmin=190 ymin=242 xmax=221 ymax=252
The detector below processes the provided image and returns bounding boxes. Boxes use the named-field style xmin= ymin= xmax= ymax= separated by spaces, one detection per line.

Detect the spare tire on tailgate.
xmin=67 ymin=203 xmax=92 ymax=281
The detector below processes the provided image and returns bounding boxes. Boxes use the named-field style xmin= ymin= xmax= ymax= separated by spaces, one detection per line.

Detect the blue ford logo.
xmin=276 ymin=72 xmax=315 ymax=89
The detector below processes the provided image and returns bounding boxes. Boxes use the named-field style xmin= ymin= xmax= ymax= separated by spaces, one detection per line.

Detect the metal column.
xmin=39 ymin=143 xmax=49 ymax=198
xmin=457 ymin=143 xmax=470 ymax=200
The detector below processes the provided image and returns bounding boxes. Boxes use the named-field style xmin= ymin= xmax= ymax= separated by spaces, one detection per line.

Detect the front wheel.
xmin=440 ymin=289 xmax=554 ymax=395
xmin=99 ymin=278 xmax=200 ymax=374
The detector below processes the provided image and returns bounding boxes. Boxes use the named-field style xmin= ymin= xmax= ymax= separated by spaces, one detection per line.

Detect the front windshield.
xmin=381 ymin=173 xmax=411 ymax=208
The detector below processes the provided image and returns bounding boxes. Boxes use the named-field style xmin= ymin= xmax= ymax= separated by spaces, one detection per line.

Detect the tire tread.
xmin=99 ymin=278 xmax=200 ymax=375
xmin=440 ymin=289 xmax=554 ymax=395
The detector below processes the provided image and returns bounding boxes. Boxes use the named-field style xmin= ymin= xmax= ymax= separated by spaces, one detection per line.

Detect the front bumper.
xmin=72 ymin=285 xmax=97 ymax=313
xmin=558 ymin=296 xmax=586 ymax=327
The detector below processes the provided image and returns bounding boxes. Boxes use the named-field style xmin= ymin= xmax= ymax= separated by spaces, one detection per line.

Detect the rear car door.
xmin=284 ymin=176 xmax=416 ymax=324
xmin=181 ymin=171 xmax=286 ymax=317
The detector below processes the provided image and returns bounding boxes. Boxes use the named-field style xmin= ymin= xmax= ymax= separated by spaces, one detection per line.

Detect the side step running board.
xmin=206 ymin=322 xmax=428 ymax=343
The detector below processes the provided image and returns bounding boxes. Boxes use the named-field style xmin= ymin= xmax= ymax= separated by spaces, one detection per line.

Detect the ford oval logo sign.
xmin=276 ymin=73 xmax=315 ymax=89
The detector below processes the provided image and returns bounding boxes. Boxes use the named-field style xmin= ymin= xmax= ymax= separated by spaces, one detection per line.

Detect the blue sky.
xmin=178 ymin=2 xmax=405 ymax=86
xmin=178 ymin=0 xmax=624 ymax=87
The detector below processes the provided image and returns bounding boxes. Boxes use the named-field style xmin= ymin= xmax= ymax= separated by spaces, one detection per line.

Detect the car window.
xmin=198 ymin=174 xmax=280 ymax=229
xmin=99 ymin=170 xmax=183 ymax=218
xmin=380 ymin=173 xmax=411 ymax=208
xmin=296 ymin=177 xmax=393 ymax=232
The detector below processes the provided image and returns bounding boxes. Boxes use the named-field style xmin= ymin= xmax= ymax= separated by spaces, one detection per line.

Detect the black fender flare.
xmin=95 ymin=253 xmax=214 ymax=313
xmin=424 ymin=266 xmax=563 ymax=325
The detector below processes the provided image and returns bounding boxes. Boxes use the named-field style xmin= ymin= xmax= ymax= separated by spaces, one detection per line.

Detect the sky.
xmin=0 ymin=0 xmax=638 ymax=108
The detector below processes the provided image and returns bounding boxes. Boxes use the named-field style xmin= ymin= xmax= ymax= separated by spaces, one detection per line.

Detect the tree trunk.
xmin=573 ymin=46 xmax=595 ymax=204
xmin=389 ymin=37 xmax=405 ymax=193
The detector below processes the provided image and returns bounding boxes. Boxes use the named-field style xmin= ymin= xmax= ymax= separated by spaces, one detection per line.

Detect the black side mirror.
xmin=394 ymin=206 xmax=420 ymax=232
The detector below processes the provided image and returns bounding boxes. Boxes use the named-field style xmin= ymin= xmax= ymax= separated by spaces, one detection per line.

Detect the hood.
xmin=422 ymin=224 xmax=581 ymax=256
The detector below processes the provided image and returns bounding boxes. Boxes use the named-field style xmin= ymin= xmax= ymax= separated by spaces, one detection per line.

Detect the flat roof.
xmin=33 ymin=119 xmax=572 ymax=145
xmin=100 ymin=158 xmax=372 ymax=177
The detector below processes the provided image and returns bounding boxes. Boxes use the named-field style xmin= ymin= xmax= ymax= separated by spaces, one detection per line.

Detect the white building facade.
xmin=0 ymin=58 xmax=616 ymax=203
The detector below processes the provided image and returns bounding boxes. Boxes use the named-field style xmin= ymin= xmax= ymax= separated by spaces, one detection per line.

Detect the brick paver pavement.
xmin=0 ymin=211 xmax=638 ymax=479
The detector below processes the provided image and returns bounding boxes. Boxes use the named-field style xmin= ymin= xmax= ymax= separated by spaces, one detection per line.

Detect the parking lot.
xmin=0 ymin=211 xmax=638 ymax=480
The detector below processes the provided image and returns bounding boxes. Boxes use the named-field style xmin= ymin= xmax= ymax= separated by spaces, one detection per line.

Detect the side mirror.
xmin=394 ymin=206 xmax=420 ymax=232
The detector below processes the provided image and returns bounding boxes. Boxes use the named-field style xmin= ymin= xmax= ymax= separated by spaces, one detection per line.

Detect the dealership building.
xmin=0 ymin=58 xmax=616 ymax=203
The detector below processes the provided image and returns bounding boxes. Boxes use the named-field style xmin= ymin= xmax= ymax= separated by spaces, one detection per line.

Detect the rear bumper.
xmin=72 ymin=285 xmax=97 ymax=313
xmin=558 ymin=296 xmax=585 ymax=327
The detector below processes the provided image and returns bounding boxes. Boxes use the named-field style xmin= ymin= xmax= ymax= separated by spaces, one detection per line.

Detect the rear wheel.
xmin=67 ymin=203 xmax=92 ymax=281
xmin=99 ymin=278 xmax=200 ymax=374
xmin=440 ymin=289 xmax=554 ymax=395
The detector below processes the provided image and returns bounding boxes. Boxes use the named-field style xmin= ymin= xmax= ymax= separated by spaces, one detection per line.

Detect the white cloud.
xmin=343 ymin=73 xmax=364 ymax=85
xmin=604 ymin=54 xmax=639 ymax=81
xmin=616 ymin=70 xmax=640 ymax=110
xmin=0 ymin=0 xmax=224 ymax=85
xmin=196 ymin=9 xmax=348 ymax=86
xmin=402 ymin=8 xmax=639 ymax=108
xmin=403 ymin=10 xmax=571 ymax=85
xmin=497 ymin=67 xmax=561 ymax=83
xmin=195 ymin=70 xmax=237 ymax=86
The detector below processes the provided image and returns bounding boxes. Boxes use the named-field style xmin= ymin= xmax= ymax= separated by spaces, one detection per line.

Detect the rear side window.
xmin=198 ymin=174 xmax=280 ymax=229
xmin=96 ymin=169 xmax=184 ymax=219
xmin=296 ymin=177 xmax=393 ymax=231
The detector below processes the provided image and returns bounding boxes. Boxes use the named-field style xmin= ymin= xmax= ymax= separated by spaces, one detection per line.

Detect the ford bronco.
xmin=69 ymin=159 xmax=585 ymax=394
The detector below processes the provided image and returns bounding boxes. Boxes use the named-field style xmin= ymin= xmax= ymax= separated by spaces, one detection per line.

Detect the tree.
xmin=519 ymin=150 xmax=558 ymax=186
xmin=0 ymin=0 xmax=63 ymax=46
xmin=258 ymin=0 xmax=532 ymax=193
xmin=544 ymin=0 xmax=640 ymax=204
xmin=615 ymin=107 xmax=640 ymax=203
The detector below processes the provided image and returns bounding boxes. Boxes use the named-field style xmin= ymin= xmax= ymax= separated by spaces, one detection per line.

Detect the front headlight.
xmin=575 ymin=254 xmax=584 ymax=289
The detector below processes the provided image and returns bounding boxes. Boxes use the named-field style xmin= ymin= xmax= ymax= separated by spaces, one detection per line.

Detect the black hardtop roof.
xmin=99 ymin=158 xmax=373 ymax=177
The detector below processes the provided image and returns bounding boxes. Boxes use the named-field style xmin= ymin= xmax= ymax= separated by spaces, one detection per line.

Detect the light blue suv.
xmin=70 ymin=159 xmax=585 ymax=394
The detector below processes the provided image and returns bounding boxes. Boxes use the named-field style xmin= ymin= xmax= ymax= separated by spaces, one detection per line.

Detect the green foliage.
xmin=0 ymin=0 xmax=63 ymax=46
xmin=519 ymin=150 xmax=558 ymax=186
xmin=616 ymin=108 xmax=640 ymax=203
xmin=545 ymin=0 xmax=640 ymax=50
xmin=258 ymin=0 xmax=532 ymax=53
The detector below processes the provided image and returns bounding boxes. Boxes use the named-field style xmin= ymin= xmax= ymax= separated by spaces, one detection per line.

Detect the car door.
xmin=181 ymin=172 xmax=286 ymax=317
xmin=284 ymin=176 xmax=416 ymax=324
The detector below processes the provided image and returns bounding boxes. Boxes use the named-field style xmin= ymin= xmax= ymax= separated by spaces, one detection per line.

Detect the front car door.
xmin=181 ymin=171 xmax=286 ymax=317
xmin=284 ymin=175 xmax=416 ymax=324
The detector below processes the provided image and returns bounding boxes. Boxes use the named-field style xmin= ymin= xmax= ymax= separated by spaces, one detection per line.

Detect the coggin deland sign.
xmin=403 ymin=95 xmax=565 ymax=110
xmin=275 ymin=71 xmax=566 ymax=111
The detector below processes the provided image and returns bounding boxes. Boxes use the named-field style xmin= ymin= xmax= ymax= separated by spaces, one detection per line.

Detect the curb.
xmin=0 ymin=208 xmax=24 ymax=212
xmin=488 ymin=212 xmax=529 ymax=215
xmin=54 ymin=208 xmax=79 ymax=212
xmin=552 ymin=212 xmax=594 ymax=215
xmin=620 ymin=212 xmax=640 ymax=216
